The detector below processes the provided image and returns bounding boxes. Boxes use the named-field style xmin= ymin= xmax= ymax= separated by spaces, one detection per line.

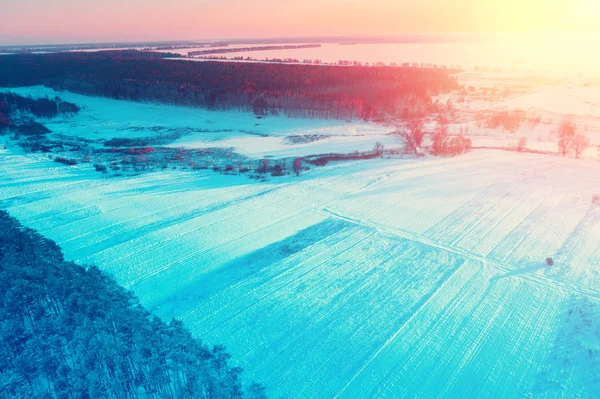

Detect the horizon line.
xmin=2 ymin=31 xmax=600 ymax=49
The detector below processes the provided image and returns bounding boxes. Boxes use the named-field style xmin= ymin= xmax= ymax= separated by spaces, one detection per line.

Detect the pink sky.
xmin=2 ymin=0 xmax=600 ymax=45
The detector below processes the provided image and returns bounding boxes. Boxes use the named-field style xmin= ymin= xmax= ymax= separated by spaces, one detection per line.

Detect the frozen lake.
xmin=177 ymin=33 xmax=600 ymax=77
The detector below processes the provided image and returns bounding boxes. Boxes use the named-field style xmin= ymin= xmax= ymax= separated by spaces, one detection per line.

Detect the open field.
xmin=2 ymin=145 xmax=600 ymax=397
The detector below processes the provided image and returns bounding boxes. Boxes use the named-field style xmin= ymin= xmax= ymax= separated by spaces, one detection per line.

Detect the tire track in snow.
xmin=332 ymin=255 xmax=475 ymax=398
xmin=483 ymin=188 xmax=558 ymax=260
xmin=319 ymin=208 xmax=600 ymax=302
xmin=455 ymin=184 xmax=551 ymax=256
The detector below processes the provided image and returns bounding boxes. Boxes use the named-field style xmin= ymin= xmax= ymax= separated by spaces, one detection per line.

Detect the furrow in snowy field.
xmin=499 ymin=193 xmax=591 ymax=269
xmin=180 ymin=227 xmax=375 ymax=333
xmin=7 ymin=172 xmax=232 ymax=234
xmin=3 ymin=143 xmax=600 ymax=398
xmin=334 ymin=260 xmax=486 ymax=398
xmin=548 ymin=204 xmax=600 ymax=289
xmin=423 ymin=180 xmax=526 ymax=246
xmin=454 ymin=185 xmax=551 ymax=256
xmin=338 ymin=263 xmax=565 ymax=398
xmin=124 ymin=209 xmax=328 ymax=302
xmin=77 ymin=172 xmax=352 ymax=269
xmin=321 ymin=155 xmax=510 ymax=238
xmin=146 ymin=218 xmax=351 ymax=314
xmin=193 ymin=232 xmax=464 ymax=398
xmin=470 ymin=186 xmax=555 ymax=257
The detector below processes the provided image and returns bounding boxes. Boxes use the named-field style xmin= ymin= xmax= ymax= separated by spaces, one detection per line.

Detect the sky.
xmin=2 ymin=0 xmax=600 ymax=45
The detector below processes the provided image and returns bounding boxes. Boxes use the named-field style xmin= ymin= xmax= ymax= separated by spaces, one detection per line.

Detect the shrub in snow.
xmin=431 ymin=126 xmax=449 ymax=155
xmin=14 ymin=122 xmax=50 ymax=138
xmin=556 ymin=118 xmax=590 ymax=158
xmin=515 ymin=137 xmax=527 ymax=152
xmin=312 ymin=157 xmax=329 ymax=166
xmin=257 ymin=159 xmax=270 ymax=174
xmin=93 ymin=163 xmax=107 ymax=172
xmin=393 ymin=117 xmax=426 ymax=155
xmin=54 ymin=157 xmax=77 ymax=166
xmin=571 ymin=134 xmax=590 ymax=159
xmin=271 ymin=164 xmax=284 ymax=176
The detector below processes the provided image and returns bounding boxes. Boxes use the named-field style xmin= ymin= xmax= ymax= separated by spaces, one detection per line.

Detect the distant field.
xmin=2 ymin=147 xmax=599 ymax=397
xmin=1 ymin=86 xmax=395 ymax=160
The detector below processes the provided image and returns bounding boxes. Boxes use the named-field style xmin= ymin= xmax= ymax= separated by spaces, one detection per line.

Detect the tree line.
xmin=393 ymin=115 xmax=472 ymax=156
xmin=0 ymin=91 xmax=80 ymax=120
xmin=0 ymin=91 xmax=80 ymax=134
xmin=188 ymin=44 xmax=321 ymax=56
xmin=0 ymin=51 xmax=459 ymax=121
xmin=0 ymin=210 xmax=267 ymax=399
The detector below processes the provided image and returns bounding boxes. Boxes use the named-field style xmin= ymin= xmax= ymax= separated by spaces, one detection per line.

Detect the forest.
xmin=0 ymin=210 xmax=267 ymax=399
xmin=0 ymin=51 xmax=459 ymax=121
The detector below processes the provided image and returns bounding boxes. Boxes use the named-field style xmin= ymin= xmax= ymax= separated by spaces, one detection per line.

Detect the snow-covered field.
xmin=2 ymin=145 xmax=600 ymax=397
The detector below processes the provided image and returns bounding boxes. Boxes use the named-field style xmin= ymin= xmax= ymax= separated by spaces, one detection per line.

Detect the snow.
xmin=3 ymin=67 xmax=600 ymax=397
xmin=493 ymin=82 xmax=600 ymax=118
xmin=177 ymin=134 xmax=395 ymax=158
xmin=444 ymin=72 xmax=600 ymax=158
xmin=2 ymin=86 xmax=393 ymax=157
xmin=6 ymin=77 xmax=600 ymax=161
xmin=2 ymin=144 xmax=600 ymax=397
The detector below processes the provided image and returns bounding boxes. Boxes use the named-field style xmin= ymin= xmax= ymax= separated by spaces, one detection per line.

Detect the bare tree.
xmin=559 ymin=117 xmax=576 ymax=136
xmin=293 ymin=158 xmax=302 ymax=176
xmin=558 ymin=118 xmax=576 ymax=156
xmin=257 ymin=159 xmax=269 ymax=174
xmin=448 ymin=133 xmax=472 ymax=156
xmin=515 ymin=137 xmax=527 ymax=152
xmin=431 ymin=116 xmax=450 ymax=155
xmin=558 ymin=136 xmax=570 ymax=157
xmin=394 ymin=118 xmax=426 ymax=155
xmin=571 ymin=134 xmax=590 ymax=158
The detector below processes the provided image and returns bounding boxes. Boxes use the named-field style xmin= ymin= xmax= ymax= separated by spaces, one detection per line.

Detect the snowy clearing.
xmin=2 ymin=86 xmax=393 ymax=159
